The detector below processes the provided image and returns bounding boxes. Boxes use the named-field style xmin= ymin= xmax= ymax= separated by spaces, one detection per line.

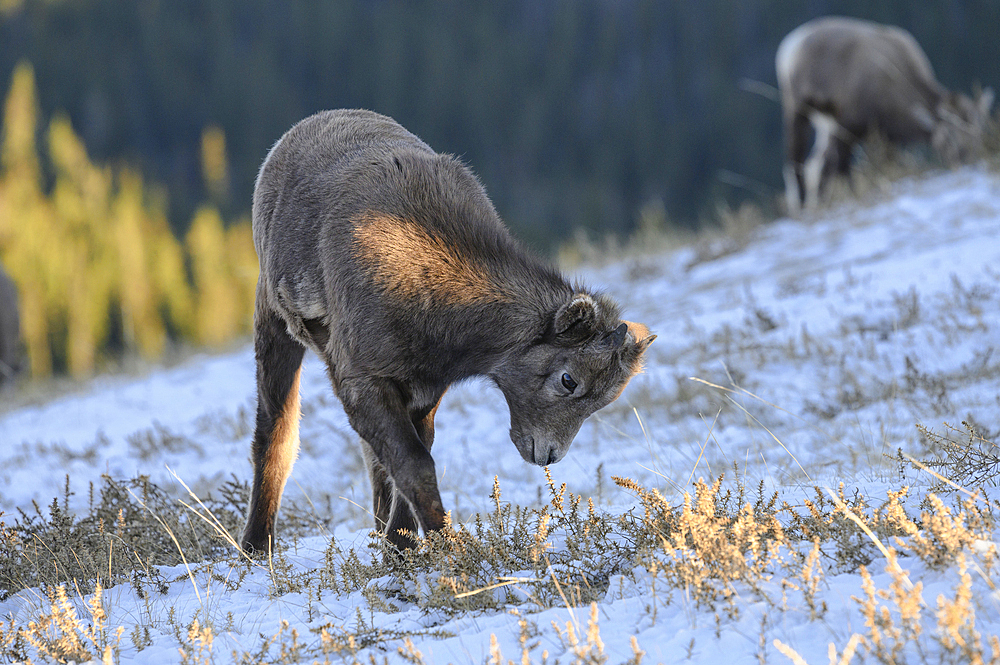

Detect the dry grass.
xmin=0 ymin=583 xmax=124 ymax=664
xmin=775 ymin=545 xmax=1000 ymax=665
xmin=1 ymin=475 xmax=225 ymax=601
xmin=1 ymin=437 xmax=997 ymax=664
xmin=0 ymin=469 xmax=325 ymax=601
xmin=911 ymin=421 xmax=1000 ymax=492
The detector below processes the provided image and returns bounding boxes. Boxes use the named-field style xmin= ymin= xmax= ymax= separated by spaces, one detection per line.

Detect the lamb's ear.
xmin=624 ymin=320 xmax=656 ymax=354
xmin=553 ymin=293 xmax=598 ymax=339
xmin=601 ymin=322 xmax=628 ymax=349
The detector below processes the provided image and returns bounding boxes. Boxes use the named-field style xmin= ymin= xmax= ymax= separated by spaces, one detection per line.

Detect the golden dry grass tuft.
xmin=0 ymin=429 xmax=998 ymax=664
xmin=1 ymin=582 xmax=123 ymax=664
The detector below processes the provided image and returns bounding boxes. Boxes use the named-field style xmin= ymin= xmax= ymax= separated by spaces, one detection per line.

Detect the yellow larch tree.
xmin=225 ymin=218 xmax=258 ymax=334
xmin=0 ymin=62 xmax=55 ymax=376
xmin=48 ymin=113 xmax=116 ymax=376
xmin=1 ymin=61 xmax=256 ymax=377
xmin=186 ymin=206 xmax=240 ymax=347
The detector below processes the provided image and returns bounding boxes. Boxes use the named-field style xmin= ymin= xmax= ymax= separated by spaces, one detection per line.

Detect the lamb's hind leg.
xmin=241 ymin=303 xmax=306 ymax=555
xmin=363 ymin=445 xmax=394 ymax=534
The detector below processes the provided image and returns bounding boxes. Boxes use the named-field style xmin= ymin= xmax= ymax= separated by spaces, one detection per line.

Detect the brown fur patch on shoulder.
xmin=353 ymin=213 xmax=508 ymax=305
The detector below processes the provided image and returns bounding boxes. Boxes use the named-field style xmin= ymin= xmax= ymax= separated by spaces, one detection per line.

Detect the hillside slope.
xmin=2 ymin=167 xmax=999 ymax=664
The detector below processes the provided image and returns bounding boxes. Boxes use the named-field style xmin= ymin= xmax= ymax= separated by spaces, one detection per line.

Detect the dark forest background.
xmin=3 ymin=0 xmax=999 ymax=248
xmin=1 ymin=0 xmax=999 ymax=378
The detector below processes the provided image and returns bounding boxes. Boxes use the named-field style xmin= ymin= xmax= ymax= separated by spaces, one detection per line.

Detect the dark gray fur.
xmin=0 ymin=262 xmax=23 ymax=387
xmin=241 ymin=110 xmax=654 ymax=553
xmin=777 ymin=16 xmax=994 ymax=211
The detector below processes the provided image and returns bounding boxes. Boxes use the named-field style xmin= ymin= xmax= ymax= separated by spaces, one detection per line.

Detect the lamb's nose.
xmin=546 ymin=449 xmax=557 ymax=465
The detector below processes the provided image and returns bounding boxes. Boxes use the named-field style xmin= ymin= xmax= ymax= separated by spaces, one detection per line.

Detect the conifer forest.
xmin=1 ymin=0 xmax=998 ymax=376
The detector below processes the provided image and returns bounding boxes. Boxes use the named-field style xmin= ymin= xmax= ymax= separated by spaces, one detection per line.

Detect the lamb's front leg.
xmin=340 ymin=377 xmax=446 ymax=549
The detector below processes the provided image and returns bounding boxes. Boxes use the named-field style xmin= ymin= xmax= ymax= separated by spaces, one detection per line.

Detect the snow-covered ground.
xmin=2 ymin=167 xmax=1000 ymax=663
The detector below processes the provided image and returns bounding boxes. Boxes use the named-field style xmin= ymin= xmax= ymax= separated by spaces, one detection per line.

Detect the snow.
xmin=2 ymin=167 xmax=1000 ymax=663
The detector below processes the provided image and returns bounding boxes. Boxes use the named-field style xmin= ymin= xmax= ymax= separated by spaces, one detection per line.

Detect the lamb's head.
xmin=931 ymin=87 xmax=995 ymax=164
xmin=492 ymin=293 xmax=655 ymax=466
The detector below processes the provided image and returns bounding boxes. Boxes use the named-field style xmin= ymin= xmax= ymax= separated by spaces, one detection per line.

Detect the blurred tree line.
xmin=2 ymin=0 xmax=997 ymax=246
xmin=0 ymin=63 xmax=256 ymax=378
xmin=0 ymin=0 xmax=997 ymax=377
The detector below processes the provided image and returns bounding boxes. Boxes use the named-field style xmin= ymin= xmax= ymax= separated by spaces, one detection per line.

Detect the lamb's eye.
xmin=561 ymin=373 xmax=577 ymax=393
